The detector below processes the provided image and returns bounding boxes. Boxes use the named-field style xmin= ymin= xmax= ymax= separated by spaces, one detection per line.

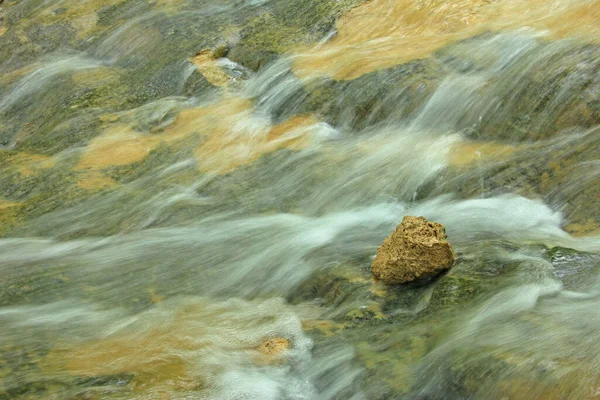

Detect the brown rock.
xmin=371 ymin=216 xmax=455 ymax=284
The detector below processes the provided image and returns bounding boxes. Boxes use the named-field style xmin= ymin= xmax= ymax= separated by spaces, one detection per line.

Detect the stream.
xmin=1 ymin=0 xmax=600 ymax=399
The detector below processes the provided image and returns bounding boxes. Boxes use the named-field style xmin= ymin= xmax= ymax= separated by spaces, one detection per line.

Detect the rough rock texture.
xmin=257 ymin=337 xmax=290 ymax=356
xmin=371 ymin=216 xmax=455 ymax=284
xmin=254 ymin=337 xmax=291 ymax=365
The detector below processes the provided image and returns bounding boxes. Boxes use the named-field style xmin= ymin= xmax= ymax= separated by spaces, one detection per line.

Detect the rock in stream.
xmin=371 ymin=216 xmax=456 ymax=284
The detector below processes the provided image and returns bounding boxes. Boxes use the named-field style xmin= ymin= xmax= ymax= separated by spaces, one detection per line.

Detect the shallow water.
xmin=1 ymin=0 xmax=600 ymax=399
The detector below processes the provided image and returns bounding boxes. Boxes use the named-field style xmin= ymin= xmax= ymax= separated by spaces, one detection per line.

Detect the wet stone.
xmin=227 ymin=0 xmax=365 ymax=72
xmin=257 ymin=337 xmax=290 ymax=356
xmin=371 ymin=216 xmax=456 ymax=285
xmin=545 ymin=246 xmax=600 ymax=290
xmin=428 ymin=275 xmax=480 ymax=310
xmin=434 ymin=126 xmax=600 ymax=236
xmin=281 ymin=58 xmax=446 ymax=131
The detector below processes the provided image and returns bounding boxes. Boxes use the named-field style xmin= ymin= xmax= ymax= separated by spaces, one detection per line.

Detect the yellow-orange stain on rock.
xmin=293 ymin=0 xmax=600 ymax=79
xmin=257 ymin=337 xmax=290 ymax=355
xmin=191 ymin=49 xmax=231 ymax=87
xmin=76 ymin=98 xmax=251 ymax=172
xmin=76 ymin=126 xmax=158 ymax=170
xmin=59 ymin=333 xmax=201 ymax=392
xmin=449 ymin=141 xmax=518 ymax=166
xmin=41 ymin=299 xmax=306 ymax=395
xmin=4 ymin=152 xmax=57 ymax=177
xmin=540 ymin=1 xmax=600 ymax=40
xmin=267 ymin=115 xmax=318 ymax=142
xmin=76 ymin=171 xmax=119 ymax=190
xmin=195 ymin=113 xmax=318 ymax=174
xmin=302 ymin=320 xmax=345 ymax=336
xmin=565 ymin=220 xmax=600 ymax=237
xmin=0 ymin=200 xmax=20 ymax=210
xmin=253 ymin=337 xmax=291 ymax=366
xmin=71 ymin=66 xmax=120 ymax=86
xmin=42 ymin=304 xmax=215 ymax=394
xmin=148 ymin=287 xmax=165 ymax=304
xmin=77 ymin=96 xmax=321 ymax=174
xmin=0 ymin=199 xmax=22 ymax=236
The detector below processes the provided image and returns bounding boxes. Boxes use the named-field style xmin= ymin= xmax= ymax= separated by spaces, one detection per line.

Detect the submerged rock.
xmin=371 ymin=216 xmax=455 ymax=284
xmin=254 ymin=337 xmax=291 ymax=365
xmin=257 ymin=337 xmax=290 ymax=356
xmin=433 ymin=125 xmax=600 ymax=236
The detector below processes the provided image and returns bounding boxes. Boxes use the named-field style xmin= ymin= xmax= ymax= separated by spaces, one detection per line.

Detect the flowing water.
xmin=1 ymin=0 xmax=600 ymax=399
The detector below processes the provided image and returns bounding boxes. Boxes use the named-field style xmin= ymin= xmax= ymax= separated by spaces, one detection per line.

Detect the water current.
xmin=1 ymin=0 xmax=599 ymax=399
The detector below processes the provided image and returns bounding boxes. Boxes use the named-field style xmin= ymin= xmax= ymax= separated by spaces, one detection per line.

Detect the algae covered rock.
xmin=371 ymin=216 xmax=455 ymax=284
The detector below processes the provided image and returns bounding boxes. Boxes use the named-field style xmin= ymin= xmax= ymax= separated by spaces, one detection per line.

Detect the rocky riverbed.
xmin=1 ymin=0 xmax=600 ymax=399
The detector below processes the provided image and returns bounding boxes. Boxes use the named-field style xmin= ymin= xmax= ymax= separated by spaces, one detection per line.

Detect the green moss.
xmin=0 ymin=263 xmax=77 ymax=307
xmin=21 ymin=114 xmax=105 ymax=155
xmin=0 ymin=341 xmax=135 ymax=399
xmin=435 ymin=125 xmax=600 ymax=233
xmin=467 ymin=41 xmax=600 ymax=142
xmin=73 ymin=373 xmax=135 ymax=388
xmin=545 ymin=246 xmax=584 ymax=262
xmin=25 ymin=23 xmax=76 ymax=53
xmin=228 ymin=0 xmax=366 ymax=71
xmin=0 ymin=344 xmax=51 ymax=400
xmin=428 ymin=275 xmax=481 ymax=309
xmin=0 ymin=152 xmax=120 ymax=237
xmin=300 ymin=59 xmax=445 ymax=130
xmin=97 ymin=0 xmax=146 ymax=27
xmin=544 ymin=246 xmax=600 ymax=290
xmin=70 ymin=78 xmax=129 ymax=111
